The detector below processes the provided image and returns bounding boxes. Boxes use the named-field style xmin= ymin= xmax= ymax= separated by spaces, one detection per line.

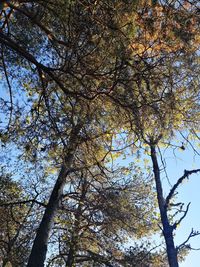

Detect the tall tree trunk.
xmin=150 ymin=144 xmax=179 ymax=267
xmin=27 ymin=124 xmax=82 ymax=267
xmin=27 ymin=164 xmax=71 ymax=267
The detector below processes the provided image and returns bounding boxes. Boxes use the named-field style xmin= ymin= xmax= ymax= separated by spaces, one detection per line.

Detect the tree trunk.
xmin=27 ymin=164 xmax=70 ymax=267
xmin=27 ymin=124 xmax=82 ymax=267
xmin=164 ymin=229 xmax=179 ymax=267
xmin=150 ymin=144 xmax=179 ymax=267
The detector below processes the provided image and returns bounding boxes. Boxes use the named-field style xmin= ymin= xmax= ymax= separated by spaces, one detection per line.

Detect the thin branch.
xmin=165 ymin=169 xmax=200 ymax=208
xmin=177 ymin=228 xmax=200 ymax=252
xmin=173 ymin=202 xmax=191 ymax=230
xmin=0 ymin=199 xmax=46 ymax=207
xmin=1 ymin=44 xmax=13 ymax=130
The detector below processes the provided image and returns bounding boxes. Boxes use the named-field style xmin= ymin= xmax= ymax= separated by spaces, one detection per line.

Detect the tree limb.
xmin=166 ymin=169 xmax=200 ymax=208
xmin=0 ymin=199 xmax=46 ymax=207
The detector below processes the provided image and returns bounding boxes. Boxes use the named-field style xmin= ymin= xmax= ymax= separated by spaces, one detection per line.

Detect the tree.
xmin=0 ymin=1 xmax=140 ymax=266
xmin=106 ymin=1 xmax=200 ymax=266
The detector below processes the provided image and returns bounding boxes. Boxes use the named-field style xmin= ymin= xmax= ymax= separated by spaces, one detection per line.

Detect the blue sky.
xmin=164 ymin=147 xmax=200 ymax=267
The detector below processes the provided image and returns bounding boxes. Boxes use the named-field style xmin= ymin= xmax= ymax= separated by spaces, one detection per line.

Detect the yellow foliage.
xmin=45 ymin=166 xmax=58 ymax=175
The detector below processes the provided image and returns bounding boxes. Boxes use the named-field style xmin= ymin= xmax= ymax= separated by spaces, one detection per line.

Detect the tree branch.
xmin=0 ymin=199 xmax=46 ymax=207
xmin=177 ymin=228 xmax=200 ymax=252
xmin=173 ymin=202 xmax=191 ymax=230
xmin=166 ymin=169 xmax=200 ymax=208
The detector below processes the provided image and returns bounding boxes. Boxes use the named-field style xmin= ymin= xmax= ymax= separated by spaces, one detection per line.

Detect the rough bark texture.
xmin=150 ymin=144 xmax=179 ymax=267
xmin=27 ymin=124 xmax=82 ymax=267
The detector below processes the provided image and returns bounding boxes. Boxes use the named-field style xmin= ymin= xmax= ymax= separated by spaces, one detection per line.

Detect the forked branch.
xmin=177 ymin=228 xmax=200 ymax=252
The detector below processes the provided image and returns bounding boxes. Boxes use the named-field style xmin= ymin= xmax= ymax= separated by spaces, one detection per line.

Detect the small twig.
xmin=158 ymin=145 xmax=172 ymax=187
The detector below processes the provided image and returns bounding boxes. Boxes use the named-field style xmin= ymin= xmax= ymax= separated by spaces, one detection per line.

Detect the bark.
xmin=27 ymin=124 xmax=82 ymax=267
xmin=150 ymin=144 xmax=179 ymax=267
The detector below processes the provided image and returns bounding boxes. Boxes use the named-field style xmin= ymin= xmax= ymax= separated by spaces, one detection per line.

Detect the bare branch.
xmin=177 ymin=228 xmax=200 ymax=252
xmin=173 ymin=202 xmax=191 ymax=230
xmin=166 ymin=169 xmax=200 ymax=208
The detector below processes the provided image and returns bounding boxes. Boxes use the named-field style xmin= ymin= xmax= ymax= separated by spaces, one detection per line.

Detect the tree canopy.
xmin=0 ymin=1 xmax=200 ymax=267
